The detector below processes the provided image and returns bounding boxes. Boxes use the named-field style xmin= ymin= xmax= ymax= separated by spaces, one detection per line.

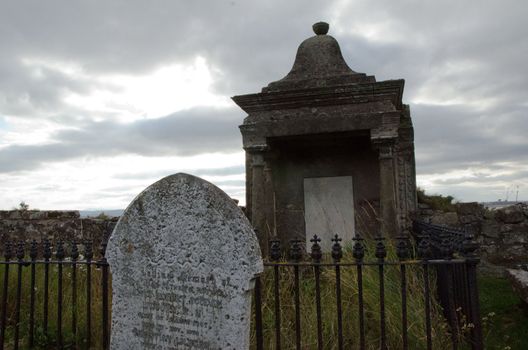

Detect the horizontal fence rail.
xmin=0 ymin=225 xmax=483 ymax=349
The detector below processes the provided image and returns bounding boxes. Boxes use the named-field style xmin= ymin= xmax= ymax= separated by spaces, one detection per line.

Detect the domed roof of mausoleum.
xmin=264 ymin=22 xmax=373 ymax=92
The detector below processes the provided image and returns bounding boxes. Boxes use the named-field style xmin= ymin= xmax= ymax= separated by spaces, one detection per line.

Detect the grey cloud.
xmin=0 ymin=1 xmax=329 ymax=93
xmin=0 ymin=107 xmax=244 ymax=173
xmin=1 ymin=1 xmax=528 ymax=202
xmin=0 ymin=1 xmax=330 ymax=125
xmin=112 ymin=170 xmax=178 ymax=181
xmin=1 ymin=1 xmax=527 ymax=99
xmin=194 ymin=165 xmax=244 ymax=177
xmin=211 ymin=179 xmax=245 ymax=187
xmin=0 ymin=56 xmax=119 ymax=120
xmin=112 ymin=165 xmax=245 ymax=181
xmin=413 ymin=103 xmax=528 ymax=178
xmin=434 ymin=170 xmax=528 ymax=186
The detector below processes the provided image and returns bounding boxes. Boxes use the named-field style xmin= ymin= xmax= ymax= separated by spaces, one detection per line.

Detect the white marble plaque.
xmin=304 ymin=176 xmax=355 ymax=251
xmin=107 ymin=173 xmax=263 ymax=350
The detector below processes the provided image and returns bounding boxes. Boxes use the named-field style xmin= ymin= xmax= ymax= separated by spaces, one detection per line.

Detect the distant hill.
xmin=80 ymin=209 xmax=124 ymax=218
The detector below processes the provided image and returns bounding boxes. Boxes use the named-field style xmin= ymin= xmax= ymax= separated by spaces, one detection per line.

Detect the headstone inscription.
xmin=107 ymin=173 xmax=263 ymax=350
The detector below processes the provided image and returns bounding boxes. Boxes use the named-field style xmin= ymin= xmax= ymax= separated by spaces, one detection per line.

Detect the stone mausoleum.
xmin=233 ymin=22 xmax=416 ymax=254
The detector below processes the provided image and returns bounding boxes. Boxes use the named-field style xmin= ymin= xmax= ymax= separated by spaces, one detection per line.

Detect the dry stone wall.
xmin=0 ymin=210 xmax=117 ymax=252
xmin=416 ymin=202 xmax=528 ymax=275
xmin=3 ymin=202 xmax=526 ymax=277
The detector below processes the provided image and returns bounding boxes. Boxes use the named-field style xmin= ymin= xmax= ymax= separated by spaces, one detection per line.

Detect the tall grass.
xmin=0 ymin=262 xmax=107 ymax=349
xmin=251 ymin=241 xmax=452 ymax=349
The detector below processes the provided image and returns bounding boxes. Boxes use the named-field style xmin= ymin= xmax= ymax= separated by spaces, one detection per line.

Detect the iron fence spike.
xmin=4 ymin=240 xmax=13 ymax=260
xmin=269 ymin=239 xmax=281 ymax=262
xmin=288 ymin=239 xmax=303 ymax=262
xmin=352 ymin=234 xmax=365 ymax=261
xmin=84 ymin=240 xmax=93 ymax=260
xmin=29 ymin=239 xmax=38 ymax=260
xmin=310 ymin=235 xmax=322 ymax=263
xmin=71 ymin=241 xmax=79 ymax=261
xmin=16 ymin=240 xmax=25 ymax=260
xmin=43 ymin=239 xmax=52 ymax=260
xmin=375 ymin=237 xmax=387 ymax=260
xmin=56 ymin=240 xmax=65 ymax=260
xmin=331 ymin=234 xmax=343 ymax=262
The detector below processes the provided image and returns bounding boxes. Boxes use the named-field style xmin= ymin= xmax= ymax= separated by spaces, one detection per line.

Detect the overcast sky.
xmin=1 ymin=0 xmax=527 ymax=210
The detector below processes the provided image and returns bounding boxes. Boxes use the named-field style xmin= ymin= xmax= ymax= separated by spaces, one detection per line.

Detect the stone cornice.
xmin=232 ymin=79 xmax=404 ymax=113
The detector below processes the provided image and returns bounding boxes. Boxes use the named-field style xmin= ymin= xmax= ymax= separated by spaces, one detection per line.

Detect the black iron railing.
xmin=413 ymin=220 xmax=483 ymax=350
xmin=0 ymin=225 xmax=483 ymax=349
xmin=0 ymin=239 xmax=110 ymax=349
xmin=252 ymin=229 xmax=484 ymax=349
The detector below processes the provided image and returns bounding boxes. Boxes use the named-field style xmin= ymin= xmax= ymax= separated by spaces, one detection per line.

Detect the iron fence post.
xmin=29 ymin=240 xmax=38 ymax=347
xmin=463 ymin=232 xmax=484 ymax=350
xmin=310 ymin=235 xmax=323 ymax=350
xmin=375 ymin=236 xmax=387 ymax=350
xmin=418 ymin=233 xmax=433 ymax=350
xmin=353 ymin=234 xmax=366 ymax=350
xmin=396 ymin=233 xmax=410 ymax=350
xmin=99 ymin=242 xmax=110 ymax=350
xmin=269 ymin=239 xmax=282 ymax=350
xmin=56 ymin=240 xmax=65 ymax=349
xmin=288 ymin=239 xmax=302 ymax=350
xmin=331 ymin=234 xmax=344 ymax=350
xmin=0 ymin=241 xmax=12 ymax=350
xmin=84 ymin=241 xmax=93 ymax=349
xmin=71 ymin=241 xmax=79 ymax=346
xmin=14 ymin=241 xmax=24 ymax=350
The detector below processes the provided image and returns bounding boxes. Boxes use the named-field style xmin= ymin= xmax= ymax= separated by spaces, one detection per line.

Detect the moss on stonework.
xmin=417 ymin=187 xmax=456 ymax=212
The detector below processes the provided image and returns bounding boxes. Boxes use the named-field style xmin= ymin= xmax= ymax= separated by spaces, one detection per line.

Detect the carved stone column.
xmin=377 ymin=141 xmax=399 ymax=237
xmin=249 ymin=149 xmax=273 ymax=256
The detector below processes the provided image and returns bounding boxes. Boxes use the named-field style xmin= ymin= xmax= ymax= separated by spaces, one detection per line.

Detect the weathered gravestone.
xmin=107 ymin=173 xmax=263 ymax=349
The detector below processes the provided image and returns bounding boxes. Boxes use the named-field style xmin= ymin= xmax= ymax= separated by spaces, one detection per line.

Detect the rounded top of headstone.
xmin=107 ymin=173 xmax=263 ymax=288
xmin=263 ymin=22 xmax=372 ymax=92
xmin=312 ymin=21 xmax=329 ymax=35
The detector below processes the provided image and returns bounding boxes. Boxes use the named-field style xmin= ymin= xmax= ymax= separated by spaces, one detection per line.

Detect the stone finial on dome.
xmin=312 ymin=21 xmax=329 ymax=35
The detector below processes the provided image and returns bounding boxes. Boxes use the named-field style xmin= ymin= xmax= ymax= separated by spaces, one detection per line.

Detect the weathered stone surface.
xmin=422 ymin=209 xmax=434 ymax=216
xmin=506 ymin=268 xmax=528 ymax=305
xmin=456 ymin=202 xmax=483 ymax=217
xmin=303 ymin=176 xmax=355 ymax=251
xmin=481 ymin=221 xmax=501 ymax=238
xmin=502 ymin=232 xmax=528 ymax=245
xmin=418 ymin=203 xmax=431 ymax=210
xmin=264 ymin=26 xmax=372 ymax=92
xmin=462 ymin=222 xmax=481 ymax=236
xmin=107 ymin=173 xmax=263 ymax=350
xmin=430 ymin=212 xmax=459 ymax=226
xmin=495 ymin=204 xmax=525 ymax=224
xmin=459 ymin=214 xmax=479 ymax=224
xmin=0 ymin=210 xmax=116 ymax=252
xmin=486 ymin=244 xmax=527 ymax=264
xmin=416 ymin=202 xmax=528 ymax=275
